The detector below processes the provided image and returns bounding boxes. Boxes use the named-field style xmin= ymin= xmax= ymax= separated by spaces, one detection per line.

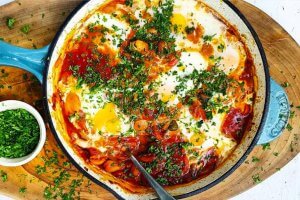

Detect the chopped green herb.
xmin=252 ymin=174 xmax=262 ymax=184
xmin=203 ymin=34 xmax=216 ymax=42
xmin=281 ymin=82 xmax=289 ymax=88
xmin=19 ymin=187 xmax=27 ymax=193
xmin=286 ymin=123 xmax=293 ymax=131
xmin=262 ymin=143 xmax=270 ymax=150
xmin=125 ymin=0 xmax=133 ymax=7
xmin=22 ymin=73 xmax=28 ymax=81
xmin=20 ymin=24 xmax=30 ymax=34
xmin=35 ymin=165 xmax=46 ymax=175
xmin=252 ymin=156 xmax=260 ymax=163
xmin=185 ymin=26 xmax=195 ymax=34
xmin=289 ymin=110 xmax=295 ymax=119
xmin=63 ymin=161 xmax=71 ymax=167
xmin=0 ymin=109 xmax=40 ymax=158
xmin=0 ymin=170 xmax=8 ymax=182
xmin=156 ymin=177 xmax=169 ymax=185
xmin=217 ymin=44 xmax=225 ymax=52
xmin=6 ymin=17 xmax=16 ymax=29
xmin=273 ymin=152 xmax=279 ymax=156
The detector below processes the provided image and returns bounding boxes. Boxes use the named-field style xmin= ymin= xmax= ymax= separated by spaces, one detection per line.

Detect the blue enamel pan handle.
xmin=0 ymin=40 xmax=289 ymax=144
xmin=0 ymin=40 xmax=49 ymax=83
xmin=257 ymin=79 xmax=290 ymax=144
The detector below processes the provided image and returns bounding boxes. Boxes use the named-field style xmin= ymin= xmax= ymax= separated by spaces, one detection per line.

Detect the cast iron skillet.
xmin=0 ymin=0 xmax=290 ymax=199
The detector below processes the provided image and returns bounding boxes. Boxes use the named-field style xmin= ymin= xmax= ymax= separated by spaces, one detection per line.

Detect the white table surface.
xmin=0 ymin=0 xmax=299 ymax=200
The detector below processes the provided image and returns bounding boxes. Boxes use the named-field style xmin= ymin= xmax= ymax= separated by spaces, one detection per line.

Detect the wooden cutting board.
xmin=0 ymin=0 xmax=299 ymax=199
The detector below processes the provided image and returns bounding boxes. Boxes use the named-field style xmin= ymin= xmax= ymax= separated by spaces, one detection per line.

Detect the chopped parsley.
xmin=252 ymin=174 xmax=262 ymax=184
xmin=217 ymin=44 xmax=225 ymax=52
xmin=203 ymin=34 xmax=216 ymax=42
xmin=125 ymin=0 xmax=133 ymax=7
xmin=281 ymin=82 xmax=290 ymax=88
xmin=20 ymin=24 xmax=31 ymax=34
xmin=0 ymin=170 xmax=8 ymax=182
xmin=6 ymin=17 xmax=16 ymax=29
xmin=0 ymin=109 xmax=40 ymax=158
xmin=156 ymin=177 xmax=169 ymax=185
xmin=252 ymin=156 xmax=260 ymax=163
xmin=185 ymin=26 xmax=195 ymax=34
xmin=19 ymin=187 xmax=27 ymax=194
xmin=286 ymin=123 xmax=293 ymax=131
xmin=289 ymin=110 xmax=295 ymax=119
xmin=261 ymin=143 xmax=270 ymax=150
xmin=273 ymin=152 xmax=279 ymax=156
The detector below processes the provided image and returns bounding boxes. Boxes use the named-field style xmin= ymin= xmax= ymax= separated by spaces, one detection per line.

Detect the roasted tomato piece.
xmin=155 ymin=145 xmax=190 ymax=185
xmin=89 ymin=148 xmax=107 ymax=165
xmin=184 ymin=147 xmax=219 ymax=181
xmin=221 ymin=106 xmax=250 ymax=141
xmin=142 ymin=108 xmax=157 ymax=120
xmin=138 ymin=154 xmax=156 ymax=163
xmin=186 ymin=24 xmax=204 ymax=44
xmin=162 ymin=134 xmax=184 ymax=148
xmin=189 ymin=99 xmax=207 ymax=120
xmin=106 ymin=136 xmax=141 ymax=160
xmin=199 ymin=148 xmax=219 ymax=175
xmin=166 ymin=53 xmax=180 ymax=67
xmin=113 ymin=164 xmax=141 ymax=185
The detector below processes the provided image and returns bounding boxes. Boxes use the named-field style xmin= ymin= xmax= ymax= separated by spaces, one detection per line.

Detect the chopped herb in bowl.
xmin=0 ymin=108 xmax=40 ymax=158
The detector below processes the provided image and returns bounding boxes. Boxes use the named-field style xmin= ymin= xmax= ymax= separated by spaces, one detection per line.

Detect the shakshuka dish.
xmin=50 ymin=0 xmax=257 ymax=192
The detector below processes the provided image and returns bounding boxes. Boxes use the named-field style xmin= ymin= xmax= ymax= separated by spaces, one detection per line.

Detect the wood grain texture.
xmin=0 ymin=0 xmax=299 ymax=199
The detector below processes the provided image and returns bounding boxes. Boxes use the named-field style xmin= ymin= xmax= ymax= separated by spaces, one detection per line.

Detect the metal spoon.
xmin=130 ymin=155 xmax=176 ymax=200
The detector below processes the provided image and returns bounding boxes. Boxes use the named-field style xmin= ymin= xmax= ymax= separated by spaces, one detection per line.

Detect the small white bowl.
xmin=0 ymin=100 xmax=46 ymax=166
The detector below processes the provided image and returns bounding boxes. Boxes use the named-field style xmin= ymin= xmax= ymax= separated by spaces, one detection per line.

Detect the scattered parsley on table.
xmin=6 ymin=17 xmax=16 ymax=29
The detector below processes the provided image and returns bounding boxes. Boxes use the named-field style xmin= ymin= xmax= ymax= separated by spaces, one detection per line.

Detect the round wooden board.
xmin=0 ymin=0 xmax=299 ymax=199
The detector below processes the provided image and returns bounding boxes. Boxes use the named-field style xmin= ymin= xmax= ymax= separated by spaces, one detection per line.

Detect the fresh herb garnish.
xmin=273 ymin=152 xmax=279 ymax=156
xmin=262 ymin=143 xmax=270 ymax=150
xmin=20 ymin=24 xmax=31 ymax=34
xmin=217 ymin=44 xmax=225 ymax=52
xmin=286 ymin=123 xmax=293 ymax=131
xmin=281 ymin=82 xmax=289 ymax=88
xmin=6 ymin=17 xmax=16 ymax=29
xmin=19 ymin=187 xmax=27 ymax=194
xmin=252 ymin=156 xmax=260 ymax=163
xmin=252 ymin=174 xmax=262 ymax=184
xmin=203 ymin=34 xmax=216 ymax=42
xmin=185 ymin=26 xmax=195 ymax=34
xmin=0 ymin=109 xmax=40 ymax=158
xmin=0 ymin=170 xmax=8 ymax=182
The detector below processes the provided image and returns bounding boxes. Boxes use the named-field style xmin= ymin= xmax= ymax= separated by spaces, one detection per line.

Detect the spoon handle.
xmin=130 ymin=155 xmax=176 ymax=200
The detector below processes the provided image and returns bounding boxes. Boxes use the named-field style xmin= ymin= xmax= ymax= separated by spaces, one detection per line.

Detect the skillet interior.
xmin=44 ymin=0 xmax=269 ymax=199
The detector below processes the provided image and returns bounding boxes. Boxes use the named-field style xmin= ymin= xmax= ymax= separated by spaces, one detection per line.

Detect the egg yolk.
xmin=190 ymin=132 xmax=206 ymax=146
xmin=171 ymin=13 xmax=187 ymax=32
xmin=94 ymin=103 xmax=121 ymax=134
xmin=161 ymin=93 xmax=176 ymax=103
xmin=177 ymin=65 xmax=186 ymax=72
